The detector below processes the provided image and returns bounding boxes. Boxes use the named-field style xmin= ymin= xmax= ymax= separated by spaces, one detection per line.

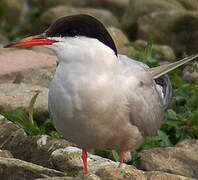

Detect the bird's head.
xmin=4 ymin=14 xmax=117 ymax=59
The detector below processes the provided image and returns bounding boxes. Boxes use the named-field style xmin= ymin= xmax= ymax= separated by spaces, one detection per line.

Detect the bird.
xmin=4 ymin=14 xmax=198 ymax=174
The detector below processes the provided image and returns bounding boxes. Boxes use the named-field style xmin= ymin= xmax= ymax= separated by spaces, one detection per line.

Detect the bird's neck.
xmin=51 ymin=36 xmax=117 ymax=67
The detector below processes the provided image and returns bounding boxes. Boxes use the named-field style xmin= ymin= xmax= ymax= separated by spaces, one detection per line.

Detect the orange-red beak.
xmin=4 ymin=34 xmax=57 ymax=48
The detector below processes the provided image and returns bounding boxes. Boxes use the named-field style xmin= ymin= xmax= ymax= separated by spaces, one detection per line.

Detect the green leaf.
xmin=28 ymin=92 xmax=40 ymax=126
xmin=165 ymin=109 xmax=178 ymax=120
xmin=0 ymin=111 xmax=24 ymax=125
xmin=130 ymin=153 xmax=140 ymax=166
xmin=157 ymin=130 xmax=173 ymax=147
xmin=50 ymin=131 xmax=62 ymax=138
xmin=142 ymin=40 xmax=153 ymax=62
xmin=112 ymin=150 xmax=120 ymax=162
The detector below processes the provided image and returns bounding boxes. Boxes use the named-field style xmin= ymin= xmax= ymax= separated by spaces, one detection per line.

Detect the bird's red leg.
xmin=82 ymin=148 xmax=88 ymax=174
xmin=119 ymin=152 xmax=125 ymax=163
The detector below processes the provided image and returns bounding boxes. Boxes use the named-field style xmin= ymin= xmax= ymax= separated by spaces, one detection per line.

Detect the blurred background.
xmin=1 ymin=0 xmax=198 ymax=58
xmin=0 ymin=1 xmax=198 ymax=178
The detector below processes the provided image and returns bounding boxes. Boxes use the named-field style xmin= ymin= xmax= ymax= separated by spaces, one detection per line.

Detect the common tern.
xmin=4 ymin=14 xmax=198 ymax=174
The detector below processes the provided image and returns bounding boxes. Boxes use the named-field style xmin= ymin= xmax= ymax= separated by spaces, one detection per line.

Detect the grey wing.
xmin=128 ymin=79 xmax=164 ymax=137
xmin=118 ymin=55 xmax=165 ymax=137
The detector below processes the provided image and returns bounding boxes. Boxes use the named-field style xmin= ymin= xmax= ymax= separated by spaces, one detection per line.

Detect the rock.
xmin=0 ymin=118 xmax=27 ymax=150
xmin=137 ymin=10 xmax=198 ymax=55
xmin=134 ymin=40 xmax=176 ymax=62
xmin=1 ymin=0 xmax=26 ymax=26
xmin=0 ymin=118 xmax=72 ymax=168
xmin=176 ymin=139 xmax=198 ymax=148
xmin=51 ymin=147 xmax=84 ymax=174
xmin=107 ymin=27 xmax=134 ymax=56
xmin=182 ymin=61 xmax=198 ymax=83
xmin=31 ymin=6 xmax=119 ymax=34
xmin=51 ymin=146 xmax=135 ymax=175
xmin=100 ymin=0 xmax=129 ymax=17
xmin=95 ymin=168 xmax=196 ymax=180
xmin=0 ymin=150 xmax=13 ymax=158
xmin=139 ymin=139 xmax=198 ymax=179
xmin=10 ymin=135 xmax=71 ymax=168
xmin=35 ymin=171 xmax=197 ymax=180
xmin=12 ymin=67 xmax=55 ymax=88
xmin=0 ymin=83 xmax=49 ymax=119
xmin=178 ymin=0 xmax=198 ymax=11
xmin=96 ymin=167 xmax=146 ymax=180
xmin=121 ymin=0 xmax=185 ymax=39
xmin=0 ymin=50 xmax=57 ymax=85
xmin=144 ymin=171 xmax=196 ymax=180
xmin=0 ymin=33 xmax=8 ymax=44
xmin=35 ymin=177 xmax=82 ymax=180
xmin=0 ymin=120 xmax=196 ymax=180
xmin=0 ymin=157 xmax=65 ymax=180
xmin=0 ymin=44 xmax=13 ymax=55
xmin=28 ymin=0 xmax=100 ymax=10
xmin=35 ymin=175 xmax=102 ymax=180
xmin=28 ymin=0 xmax=129 ymax=17
xmin=32 ymin=46 xmax=55 ymax=56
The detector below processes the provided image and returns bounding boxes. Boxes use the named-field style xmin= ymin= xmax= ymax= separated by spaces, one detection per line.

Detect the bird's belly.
xmin=48 ymin=77 xmax=143 ymax=151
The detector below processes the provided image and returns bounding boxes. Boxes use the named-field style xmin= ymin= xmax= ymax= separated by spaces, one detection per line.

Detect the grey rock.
xmin=35 ymin=171 xmax=197 ymax=180
xmin=32 ymin=6 xmax=119 ymax=34
xmin=95 ymin=167 xmax=196 ymax=180
xmin=0 ymin=33 xmax=8 ymax=44
xmin=107 ymin=27 xmax=134 ymax=57
xmin=28 ymin=0 xmax=129 ymax=17
xmin=35 ymin=177 xmax=82 ymax=180
xmin=0 ymin=83 xmax=49 ymax=119
xmin=137 ymin=10 xmax=198 ymax=55
xmin=144 ymin=171 xmax=196 ymax=180
xmin=51 ymin=146 xmax=135 ymax=175
xmin=139 ymin=139 xmax=198 ymax=179
xmin=178 ymin=0 xmax=198 ymax=11
xmin=35 ymin=175 xmax=101 ymax=180
xmin=95 ymin=167 xmax=147 ymax=180
xmin=0 ymin=118 xmax=71 ymax=168
xmin=0 ymin=149 xmax=13 ymax=158
xmin=0 ymin=118 xmax=27 ymax=150
xmin=12 ymin=135 xmax=71 ymax=168
xmin=0 ymin=50 xmax=57 ymax=85
xmin=176 ymin=139 xmax=198 ymax=148
xmin=51 ymin=147 xmax=84 ymax=174
xmin=121 ymin=0 xmax=185 ymax=39
xmin=182 ymin=61 xmax=198 ymax=83
xmin=0 ymin=44 xmax=13 ymax=55
xmin=28 ymin=0 xmax=101 ymax=10
xmin=32 ymin=46 xmax=55 ymax=56
xmin=134 ymin=40 xmax=176 ymax=62
xmin=13 ymin=68 xmax=55 ymax=88
xmin=0 ymin=119 xmax=196 ymax=180
xmin=1 ymin=0 xmax=26 ymax=26
xmin=100 ymin=0 xmax=129 ymax=17
xmin=0 ymin=157 xmax=65 ymax=180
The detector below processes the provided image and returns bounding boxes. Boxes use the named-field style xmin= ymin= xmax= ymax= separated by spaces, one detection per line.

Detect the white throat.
xmin=46 ymin=36 xmax=117 ymax=65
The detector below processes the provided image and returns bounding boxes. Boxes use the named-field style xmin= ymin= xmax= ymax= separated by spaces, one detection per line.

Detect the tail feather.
xmin=150 ymin=54 xmax=198 ymax=79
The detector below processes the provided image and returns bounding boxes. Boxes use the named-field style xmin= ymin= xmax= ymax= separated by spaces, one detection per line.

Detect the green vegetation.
xmin=0 ymin=41 xmax=198 ymax=166
xmin=0 ymin=92 xmax=61 ymax=138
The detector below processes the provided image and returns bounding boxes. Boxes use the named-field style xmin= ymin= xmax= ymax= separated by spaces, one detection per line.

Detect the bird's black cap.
xmin=45 ymin=14 xmax=117 ymax=56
